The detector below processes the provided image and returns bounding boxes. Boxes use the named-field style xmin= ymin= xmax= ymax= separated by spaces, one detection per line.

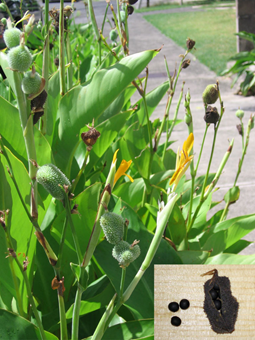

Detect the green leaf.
xmin=53 ymin=49 xmax=159 ymax=172
xmin=46 ymin=70 xmax=61 ymax=138
xmin=205 ymin=253 xmax=255 ymax=265
xmin=0 ymin=96 xmax=26 ymax=164
xmin=0 ymin=52 xmax=15 ymax=93
xmin=66 ymin=281 xmax=115 ymax=319
xmin=0 ymin=309 xmax=58 ymax=340
xmin=177 ymin=250 xmax=210 ymax=264
xmin=224 ymin=240 xmax=251 ymax=254
xmin=94 ymin=198 xmax=182 ymax=319
xmin=113 ymin=178 xmax=144 ymax=209
xmin=166 ymin=203 xmax=186 ymax=246
xmin=102 ymin=319 xmax=154 ymax=340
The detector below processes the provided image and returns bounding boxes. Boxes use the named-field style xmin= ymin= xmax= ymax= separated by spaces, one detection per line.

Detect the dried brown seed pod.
xmin=204 ymin=106 xmax=219 ymax=125
xmin=181 ymin=59 xmax=191 ymax=69
xmin=81 ymin=128 xmax=101 ymax=148
xmin=186 ymin=38 xmax=195 ymax=50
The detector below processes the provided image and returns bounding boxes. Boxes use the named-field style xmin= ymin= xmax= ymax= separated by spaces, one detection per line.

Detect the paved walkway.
xmin=73 ymin=1 xmax=255 ymax=254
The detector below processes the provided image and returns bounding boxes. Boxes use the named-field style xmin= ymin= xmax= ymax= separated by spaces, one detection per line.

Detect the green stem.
xmin=101 ymin=4 xmax=109 ymax=34
xmin=234 ymin=115 xmax=253 ymax=186
xmin=162 ymin=82 xmax=184 ymax=160
xmin=71 ymin=279 xmax=85 ymax=340
xmin=219 ymin=201 xmax=230 ymax=222
xmin=59 ymin=0 xmax=65 ymax=95
xmin=71 ymin=148 xmax=90 ymax=192
xmin=64 ymin=196 xmax=83 ymax=265
xmin=58 ymin=294 xmax=68 ymax=340
xmin=41 ymin=0 xmax=49 ymax=134
xmin=1 ymin=0 xmax=14 ymax=21
xmin=66 ymin=30 xmax=73 ymax=90
xmin=195 ymin=125 xmax=209 ymax=174
xmin=57 ymin=217 xmax=68 ymax=270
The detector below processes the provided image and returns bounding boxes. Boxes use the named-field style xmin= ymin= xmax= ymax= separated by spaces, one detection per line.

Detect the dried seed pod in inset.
xmin=202 ymin=269 xmax=239 ymax=334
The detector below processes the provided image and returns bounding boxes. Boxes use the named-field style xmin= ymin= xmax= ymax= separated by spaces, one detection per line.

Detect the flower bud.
xmin=36 ymin=164 xmax=71 ymax=200
xmin=100 ymin=212 xmax=125 ymax=244
xmin=202 ymin=84 xmax=219 ymax=105
xmin=120 ymin=10 xmax=126 ymax=23
xmin=4 ymin=27 xmax=21 ymax=49
xmin=112 ymin=240 xmax=140 ymax=267
xmin=1 ymin=18 xmax=7 ymax=26
xmin=224 ymin=186 xmax=240 ymax=204
xmin=0 ymin=3 xmax=6 ymax=11
xmin=204 ymin=106 xmax=219 ymax=125
xmin=235 ymin=109 xmax=244 ymax=120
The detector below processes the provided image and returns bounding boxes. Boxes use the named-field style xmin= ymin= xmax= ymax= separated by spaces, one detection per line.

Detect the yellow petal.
xmin=124 ymin=173 xmax=134 ymax=182
xmin=112 ymin=149 xmax=119 ymax=165
xmin=114 ymin=159 xmax=132 ymax=185
xmin=184 ymin=133 xmax=194 ymax=154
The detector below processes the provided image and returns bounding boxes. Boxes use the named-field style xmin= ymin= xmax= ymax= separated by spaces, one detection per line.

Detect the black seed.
xmin=214 ymin=299 xmax=221 ymax=310
xmin=213 ymin=283 xmax=220 ymax=290
xmin=168 ymin=302 xmax=179 ymax=312
xmin=171 ymin=316 xmax=181 ymax=327
xmin=180 ymin=299 xmax=190 ymax=310
xmin=210 ymin=288 xmax=218 ymax=300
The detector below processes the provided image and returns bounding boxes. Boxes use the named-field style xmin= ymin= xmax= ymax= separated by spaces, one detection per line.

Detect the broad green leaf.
xmin=177 ymin=250 xmax=210 ymax=264
xmin=0 ymin=148 xmax=37 ymax=313
xmin=132 ymin=80 xmax=169 ymax=125
xmin=113 ymin=178 xmax=144 ymax=208
xmin=166 ymin=203 xmax=186 ymax=246
xmin=0 ymin=96 xmax=26 ymax=164
xmin=0 ymin=309 xmax=58 ymax=340
xmin=0 ymin=52 xmax=15 ymax=93
xmin=66 ymin=281 xmax=115 ymax=319
xmin=102 ymin=319 xmax=154 ymax=340
xmin=46 ymin=70 xmax=61 ymax=138
xmin=224 ymin=240 xmax=251 ymax=254
xmin=205 ymin=253 xmax=255 ymax=265
xmin=53 ymin=49 xmax=159 ymax=172
xmin=94 ymin=199 xmax=182 ymax=319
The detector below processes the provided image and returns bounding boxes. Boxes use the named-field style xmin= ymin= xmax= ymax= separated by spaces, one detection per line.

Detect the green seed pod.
xmin=202 ymin=84 xmax=219 ymax=105
xmin=7 ymin=45 xmax=32 ymax=72
xmin=109 ymin=29 xmax=118 ymax=42
xmin=0 ymin=3 xmax=6 ymax=11
xmin=22 ymin=70 xmax=42 ymax=94
xmin=235 ymin=109 xmax=244 ymax=120
xmin=112 ymin=241 xmax=140 ymax=267
xmin=224 ymin=186 xmax=240 ymax=204
xmin=120 ymin=10 xmax=126 ymax=23
xmin=1 ymin=18 xmax=7 ymax=26
xmin=36 ymin=164 xmax=71 ymax=200
xmin=100 ymin=212 xmax=125 ymax=244
xmin=4 ymin=27 xmax=21 ymax=49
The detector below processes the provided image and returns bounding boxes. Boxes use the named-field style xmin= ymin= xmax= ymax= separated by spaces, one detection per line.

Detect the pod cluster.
xmin=3 ymin=20 xmax=42 ymax=95
xmin=168 ymin=298 xmax=190 ymax=327
xmin=100 ymin=212 xmax=140 ymax=268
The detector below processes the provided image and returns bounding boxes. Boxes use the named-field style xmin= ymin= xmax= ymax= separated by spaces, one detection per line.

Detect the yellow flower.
xmin=169 ymin=133 xmax=194 ymax=190
xmin=113 ymin=150 xmax=134 ymax=186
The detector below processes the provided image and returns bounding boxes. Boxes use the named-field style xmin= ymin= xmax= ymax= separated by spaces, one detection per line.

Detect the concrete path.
xmin=48 ymin=1 xmax=255 ymax=254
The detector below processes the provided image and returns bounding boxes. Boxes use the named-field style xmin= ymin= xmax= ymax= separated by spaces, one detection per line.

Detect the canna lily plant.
xmin=0 ymin=2 xmax=255 ymax=340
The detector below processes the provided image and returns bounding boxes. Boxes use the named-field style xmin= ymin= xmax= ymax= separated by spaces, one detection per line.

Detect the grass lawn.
xmin=143 ymin=8 xmax=236 ymax=74
xmin=136 ymin=1 xmax=235 ymax=13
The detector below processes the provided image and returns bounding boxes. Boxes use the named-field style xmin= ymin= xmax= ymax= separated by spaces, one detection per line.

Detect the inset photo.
xmin=155 ymin=265 xmax=255 ymax=339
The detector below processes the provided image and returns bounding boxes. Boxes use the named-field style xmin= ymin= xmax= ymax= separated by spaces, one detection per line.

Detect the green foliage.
xmin=0 ymin=3 xmax=254 ymax=340
xmin=221 ymin=31 xmax=255 ymax=95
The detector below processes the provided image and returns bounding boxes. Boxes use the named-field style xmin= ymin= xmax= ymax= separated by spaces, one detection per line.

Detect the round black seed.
xmin=210 ymin=288 xmax=218 ymax=300
xmin=168 ymin=302 xmax=179 ymax=312
xmin=180 ymin=299 xmax=190 ymax=310
xmin=214 ymin=299 xmax=221 ymax=310
xmin=171 ymin=316 xmax=181 ymax=327
xmin=213 ymin=283 xmax=219 ymax=290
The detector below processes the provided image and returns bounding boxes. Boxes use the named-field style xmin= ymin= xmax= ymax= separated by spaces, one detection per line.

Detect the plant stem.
xmin=88 ymin=0 xmax=101 ymax=64
xmin=71 ymin=280 xmax=85 ymax=340
xmin=58 ymin=294 xmax=68 ymax=340
xmin=101 ymin=4 xmax=109 ymax=34
xmin=41 ymin=0 xmax=49 ymax=134
xmin=59 ymin=0 xmax=65 ymax=96
xmin=66 ymin=30 xmax=73 ymax=90
xmin=64 ymin=196 xmax=83 ymax=265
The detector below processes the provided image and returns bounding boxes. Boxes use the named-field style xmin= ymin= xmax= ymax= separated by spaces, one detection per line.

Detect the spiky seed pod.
xmin=7 ymin=44 xmax=32 ymax=72
xmin=112 ymin=241 xmax=140 ymax=267
xmin=4 ymin=27 xmax=21 ymax=49
xmin=22 ymin=70 xmax=42 ymax=94
xmin=120 ymin=10 xmax=126 ymax=23
xmin=100 ymin=212 xmax=125 ymax=244
xmin=204 ymin=106 xmax=219 ymax=125
xmin=202 ymin=84 xmax=219 ymax=105
xmin=36 ymin=164 xmax=71 ymax=200
xmin=109 ymin=29 xmax=118 ymax=42
xmin=235 ymin=109 xmax=244 ymax=120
